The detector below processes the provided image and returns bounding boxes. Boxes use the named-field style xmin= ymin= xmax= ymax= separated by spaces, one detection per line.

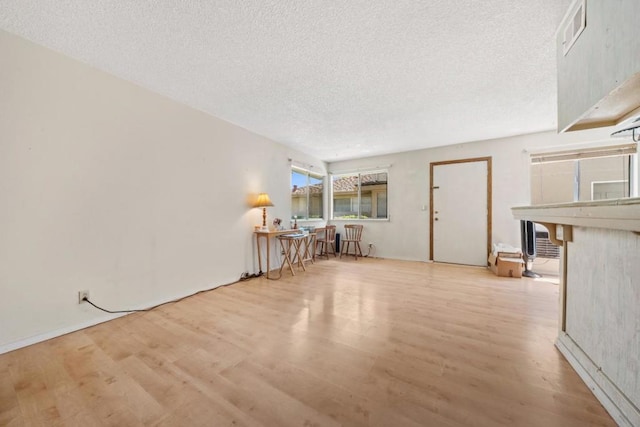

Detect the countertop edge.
xmin=512 ymin=198 xmax=640 ymax=232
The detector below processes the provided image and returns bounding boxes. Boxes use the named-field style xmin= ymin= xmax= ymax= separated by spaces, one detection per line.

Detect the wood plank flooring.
xmin=0 ymin=258 xmax=616 ymax=426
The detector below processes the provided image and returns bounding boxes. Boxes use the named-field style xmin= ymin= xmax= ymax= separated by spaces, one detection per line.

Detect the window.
xmin=331 ymin=170 xmax=388 ymax=219
xmin=530 ymin=143 xmax=637 ymax=205
xmin=291 ymin=168 xmax=324 ymax=220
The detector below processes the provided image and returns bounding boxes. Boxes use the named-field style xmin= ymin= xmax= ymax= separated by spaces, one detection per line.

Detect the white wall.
xmin=328 ymin=129 xmax=620 ymax=261
xmin=0 ymin=30 xmax=326 ymax=353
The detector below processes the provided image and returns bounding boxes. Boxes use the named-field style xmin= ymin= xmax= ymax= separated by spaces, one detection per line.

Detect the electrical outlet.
xmin=369 ymin=242 xmax=373 ymax=248
xmin=78 ymin=290 xmax=90 ymax=304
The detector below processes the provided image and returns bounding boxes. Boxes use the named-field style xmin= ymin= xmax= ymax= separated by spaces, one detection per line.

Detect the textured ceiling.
xmin=0 ymin=0 xmax=572 ymax=161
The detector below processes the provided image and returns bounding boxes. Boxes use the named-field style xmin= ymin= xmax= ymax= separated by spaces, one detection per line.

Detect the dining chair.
xmin=316 ymin=225 xmax=337 ymax=259
xmin=340 ymin=224 xmax=364 ymax=260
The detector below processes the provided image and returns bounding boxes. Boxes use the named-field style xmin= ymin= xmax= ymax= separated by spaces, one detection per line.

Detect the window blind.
xmin=530 ymin=143 xmax=637 ymax=164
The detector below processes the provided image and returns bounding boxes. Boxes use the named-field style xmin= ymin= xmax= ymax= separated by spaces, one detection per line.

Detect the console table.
xmin=255 ymin=229 xmax=296 ymax=279
xmin=255 ymin=227 xmax=325 ymax=279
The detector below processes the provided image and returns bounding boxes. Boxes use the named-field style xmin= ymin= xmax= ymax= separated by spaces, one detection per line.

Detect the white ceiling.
xmin=0 ymin=0 xmax=572 ymax=162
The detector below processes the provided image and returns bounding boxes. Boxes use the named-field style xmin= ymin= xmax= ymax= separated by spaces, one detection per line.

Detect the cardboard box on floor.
xmin=488 ymin=252 xmax=524 ymax=278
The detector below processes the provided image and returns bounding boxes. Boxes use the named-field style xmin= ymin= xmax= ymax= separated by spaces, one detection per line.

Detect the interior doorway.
xmin=430 ymin=157 xmax=492 ymax=266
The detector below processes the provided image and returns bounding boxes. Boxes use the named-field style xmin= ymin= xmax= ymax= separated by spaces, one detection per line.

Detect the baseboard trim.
xmin=0 ymin=280 xmax=234 ymax=355
xmin=0 ymin=312 xmax=127 ymax=355
xmin=556 ymin=333 xmax=639 ymax=427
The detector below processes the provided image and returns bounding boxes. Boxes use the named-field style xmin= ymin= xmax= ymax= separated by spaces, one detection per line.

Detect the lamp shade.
xmin=254 ymin=193 xmax=274 ymax=208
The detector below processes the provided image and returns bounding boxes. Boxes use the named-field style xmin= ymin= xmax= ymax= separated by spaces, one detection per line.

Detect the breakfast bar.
xmin=512 ymin=198 xmax=640 ymax=427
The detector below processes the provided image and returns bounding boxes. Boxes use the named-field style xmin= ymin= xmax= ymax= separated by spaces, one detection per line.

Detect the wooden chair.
xmin=340 ymin=224 xmax=363 ymax=260
xmin=316 ymin=225 xmax=337 ymax=259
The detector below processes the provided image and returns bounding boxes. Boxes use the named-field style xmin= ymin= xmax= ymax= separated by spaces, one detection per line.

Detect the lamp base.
xmin=259 ymin=226 xmax=269 ymax=232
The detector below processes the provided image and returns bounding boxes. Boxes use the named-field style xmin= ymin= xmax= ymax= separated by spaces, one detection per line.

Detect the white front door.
xmin=431 ymin=158 xmax=490 ymax=266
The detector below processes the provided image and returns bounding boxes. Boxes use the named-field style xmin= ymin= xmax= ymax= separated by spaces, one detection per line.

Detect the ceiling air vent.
xmin=562 ymin=0 xmax=586 ymax=56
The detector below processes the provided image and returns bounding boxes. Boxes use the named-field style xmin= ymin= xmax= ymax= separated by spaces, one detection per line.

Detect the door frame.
xmin=429 ymin=156 xmax=492 ymax=262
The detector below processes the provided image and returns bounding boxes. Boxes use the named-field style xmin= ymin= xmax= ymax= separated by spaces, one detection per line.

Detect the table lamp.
xmin=254 ymin=193 xmax=274 ymax=231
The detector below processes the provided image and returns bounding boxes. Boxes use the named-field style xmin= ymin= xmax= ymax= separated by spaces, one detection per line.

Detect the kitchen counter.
xmin=512 ymin=197 xmax=640 ymax=233
xmin=512 ymin=198 xmax=640 ymax=427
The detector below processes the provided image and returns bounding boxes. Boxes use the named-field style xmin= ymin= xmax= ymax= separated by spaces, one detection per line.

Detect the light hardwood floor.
xmin=0 ymin=258 xmax=616 ymax=426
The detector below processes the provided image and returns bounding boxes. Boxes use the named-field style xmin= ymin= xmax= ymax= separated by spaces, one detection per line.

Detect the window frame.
xmin=330 ymin=169 xmax=389 ymax=221
xmin=291 ymin=167 xmax=325 ymax=221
